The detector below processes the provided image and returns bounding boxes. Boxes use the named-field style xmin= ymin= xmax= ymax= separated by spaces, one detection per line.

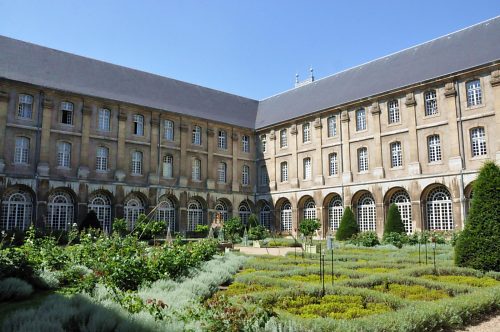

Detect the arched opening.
xmin=1 ymin=188 xmax=33 ymax=231
xmin=354 ymin=192 xmax=376 ymax=232
xmin=214 ymin=200 xmax=230 ymax=222
xmin=47 ymin=190 xmax=75 ymax=230
xmin=280 ymin=201 xmax=292 ymax=232
xmin=124 ymin=194 xmax=146 ymax=230
xmin=424 ymin=186 xmax=454 ymax=231
xmin=326 ymin=195 xmax=343 ymax=233
xmin=187 ymin=199 xmax=204 ymax=231
xmin=88 ymin=192 xmax=112 ymax=233
xmin=387 ymin=188 xmax=412 ymax=233
xmin=156 ymin=196 xmax=177 ymax=231
xmin=238 ymin=201 xmax=251 ymax=226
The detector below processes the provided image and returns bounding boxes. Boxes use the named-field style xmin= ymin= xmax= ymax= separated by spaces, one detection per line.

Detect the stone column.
xmin=490 ymin=70 xmax=500 ymax=163
xmin=179 ymin=121 xmax=188 ymax=186
xmin=115 ymin=109 xmax=127 ymax=182
xmin=37 ymin=97 xmax=53 ymax=176
xmin=289 ymin=125 xmax=299 ymax=188
xmin=313 ymin=117 xmax=324 ymax=185
xmin=149 ymin=115 xmax=160 ymax=184
xmin=78 ymin=104 xmax=92 ymax=179
xmin=340 ymin=111 xmax=352 ymax=183
xmin=370 ymin=102 xmax=385 ymax=179
xmin=268 ymin=130 xmax=276 ymax=191
xmin=443 ymin=83 xmax=462 ymax=171
xmin=405 ymin=93 xmax=421 ymax=175
xmin=77 ymin=182 xmax=89 ymax=224
xmin=206 ymin=128 xmax=215 ymax=189
xmin=232 ymin=132 xmax=240 ymax=192
xmin=0 ymin=91 xmax=9 ymax=173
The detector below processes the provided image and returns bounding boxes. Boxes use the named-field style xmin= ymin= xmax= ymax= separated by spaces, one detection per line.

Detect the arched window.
xmin=239 ymin=202 xmax=251 ymax=226
xmin=357 ymin=193 xmax=376 ymax=232
xmin=60 ymin=101 xmax=74 ymax=125
xmin=48 ymin=191 xmax=74 ymax=230
xmin=280 ymin=202 xmax=292 ymax=232
xmin=356 ymin=108 xmax=366 ymax=131
xmin=358 ymin=147 xmax=368 ymax=172
xmin=192 ymin=125 xmax=202 ymax=145
xmin=303 ymin=158 xmax=312 ymax=180
xmin=303 ymin=199 xmax=316 ymax=220
xmin=133 ymin=114 xmax=144 ymax=136
xmin=192 ymin=158 xmax=201 ymax=180
xmin=280 ymin=162 xmax=288 ymax=182
xmin=466 ymin=79 xmax=482 ymax=106
xmin=218 ymin=162 xmax=227 ymax=183
xmin=328 ymin=153 xmax=338 ymax=176
xmin=1 ymin=190 xmax=32 ymax=230
xmin=424 ymin=90 xmax=438 ymax=116
xmin=131 ymin=151 xmax=143 ymax=175
xmin=302 ymin=123 xmax=311 ymax=143
xmin=390 ymin=190 xmax=412 ymax=233
xmin=124 ymin=196 xmax=145 ymax=230
xmin=215 ymin=201 xmax=229 ymax=222
xmin=88 ymin=193 xmax=112 ymax=233
xmin=57 ymin=142 xmax=71 ymax=168
xmin=187 ymin=200 xmax=203 ymax=231
xmin=470 ymin=127 xmax=487 ymax=157
xmin=428 ymin=135 xmax=441 ymax=162
xmin=260 ymin=203 xmax=271 ymax=229
xmin=18 ymin=94 xmax=33 ymax=119
xmin=163 ymin=155 xmax=173 ymax=178
xmin=390 ymin=141 xmax=402 ymax=168
xmin=328 ymin=197 xmax=343 ymax=232
xmin=242 ymin=165 xmax=250 ymax=186
xmin=157 ymin=198 xmax=176 ymax=231
xmin=388 ymin=100 xmax=400 ymax=124
xmin=96 ymin=146 xmax=109 ymax=171
xmin=14 ymin=137 xmax=30 ymax=164
xmin=98 ymin=108 xmax=111 ymax=131
xmin=426 ymin=187 xmax=453 ymax=231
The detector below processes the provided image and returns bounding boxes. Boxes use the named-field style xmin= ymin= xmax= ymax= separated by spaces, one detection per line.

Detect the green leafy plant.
xmin=248 ymin=225 xmax=269 ymax=241
xmin=383 ymin=232 xmax=408 ymax=249
xmin=455 ymin=161 xmax=500 ymax=271
xmin=336 ymin=207 xmax=359 ymax=241
xmin=299 ymin=219 xmax=321 ymax=245
xmin=350 ymin=231 xmax=380 ymax=247
xmin=112 ymin=218 xmax=128 ymax=236
xmin=223 ymin=217 xmax=244 ymax=243
xmin=384 ymin=203 xmax=406 ymax=235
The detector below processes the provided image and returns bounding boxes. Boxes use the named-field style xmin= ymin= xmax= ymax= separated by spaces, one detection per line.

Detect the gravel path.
xmin=235 ymin=246 xmax=299 ymax=256
xmin=458 ymin=313 xmax=500 ymax=332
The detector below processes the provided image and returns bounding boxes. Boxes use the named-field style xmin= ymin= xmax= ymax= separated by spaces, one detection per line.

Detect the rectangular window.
xmin=192 ymin=159 xmax=201 ymax=180
xmin=260 ymin=135 xmax=267 ymax=153
xmin=242 ymin=135 xmax=249 ymax=153
xmin=280 ymin=129 xmax=287 ymax=148
xmin=388 ymin=100 xmax=400 ymax=124
xmin=327 ymin=116 xmax=336 ymax=137
xmin=98 ymin=108 xmax=111 ymax=131
xmin=218 ymin=130 xmax=227 ymax=149
xmin=192 ymin=126 xmax=202 ymax=145
xmin=428 ymin=135 xmax=442 ymax=162
xmin=164 ymin=120 xmax=174 ymax=141
xmin=390 ymin=142 xmax=402 ymax=167
xmin=303 ymin=158 xmax=311 ymax=180
xmin=242 ymin=165 xmax=249 ymax=185
xmin=329 ymin=153 xmax=338 ymax=176
xmin=18 ymin=94 xmax=33 ymax=119
xmin=14 ymin=137 xmax=30 ymax=164
xmin=358 ymin=147 xmax=368 ymax=172
xmin=217 ymin=162 xmax=227 ymax=183
xmin=303 ymin=123 xmax=311 ymax=143
xmin=61 ymin=101 xmax=74 ymax=125
xmin=466 ymin=80 xmax=482 ymax=107
xmin=163 ymin=155 xmax=173 ymax=177
xmin=57 ymin=142 xmax=71 ymax=168
xmin=356 ymin=109 xmax=366 ymax=131
xmin=131 ymin=151 xmax=143 ymax=174
xmin=470 ymin=127 xmax=487 ymax=156
xmin=281 ymin=162 xmax=288 ymax=182
xmin=424 ymin=90 xmax=438 ymax=116
xmin=96 ymin=147 xmax=109 ymax=171
xmin=133 ymin=115 xmax=144 ymax=136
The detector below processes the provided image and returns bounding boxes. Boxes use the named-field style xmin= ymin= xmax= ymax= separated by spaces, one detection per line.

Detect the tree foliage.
xmin=299 ymin=219 xmax=321 ymax=245
xmin=222 ymin=217 xmax=243 ymax=243
xmin=336 ymin=207 xmax=359 ymax=241
xmin=384 ymin=203 xmax=406 ymax=236
xmin=455 ymin=161 xmax=500 ymax=271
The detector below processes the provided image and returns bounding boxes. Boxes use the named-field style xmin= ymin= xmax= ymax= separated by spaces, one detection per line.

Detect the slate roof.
xmin=0 ymin=36 xmax=259 ymax=128
xmin=256 ymin=16 xmax=500 ymax=128
xmin=1 ymin=17 xmax=499 ymax=130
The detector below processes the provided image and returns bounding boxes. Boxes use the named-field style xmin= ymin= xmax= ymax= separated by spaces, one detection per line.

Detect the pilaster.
xmin=268 ymin=130 xmax=277 ymax=191
xmin=405 ymin=92 xmax=421 ymax=175
xmin=38 ymin=97 xmax=53 ymax=176
xmin=491 ymin=70 xmax=500 ymax=163
xmin=0 ymin=91 xmax=9 ymax=173
xmin=206 ymin=128 xmax=215 ymax=189
xmin=149 ymin=115 xmax=160 ymax=184
xmin=78 ymin=104 xmax=92 ymax=179
xmin=179 ymin=122 xmax=189 ymax=186
xmin=443 ymin=83 xmax=462 ymax=171
xmin=115 ymin=110 xmax=127 ymax=182
xmin=370 ymin=102 xmax=385 ymax=179
xmin=313 ymin=117 xmax=324 ymax=185
xmin=231 ymin=131 xmax=239 ymax=192
xmin=289 ymin=124 xmax=299 ymax=188
xmin=340 ymin=111 xmax=352 ymax=183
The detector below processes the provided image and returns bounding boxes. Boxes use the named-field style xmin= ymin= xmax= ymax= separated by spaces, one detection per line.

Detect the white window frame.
xmin=192 ymin=126 xmax=202 ymax=145
xmin=239 ymin=202 xmax=251 ymax=226
xmin=187 ymin=200 xmax=203 ymax=231
xmin=133 ymin=114 xmax=144 ymax=136
xmin=96 ymin=146 xmax=109 ymax=171
xmin=124 ymin=196 xmax=145 ymax=230
xmin=260 ymin=135 xmax=267 ymax=153
xmin=328 ymin=197 xmax=343 ymax=232
xmin=57 ymin=141 xmax=71 ymax=168
xmin=426 ymin=187 xmax=453 ymax=231
xmin=215 ymin=201 xmax=229 ymax=222
xmin=428 ymin=135 xmax=441 ymax=162
xmin=17 ymin=94 xmax=33 ymax=119
xmin=218 ymin=162 xmax=227 ymax=183
xmin=192 ymin=158 xmax=201 ymax=181
xmin=98 ymin=108 xmax=111 ymax=131
xmin=280 ymin=129 xmax=287 ymax=148
xmin=356 ymin=108 xmax=366 ymax=131
xmin=388 ymin=100 xmax=400 ymax=124
xmin=358 ymin=147 xmax=368 ymax=172
xmin=131 ymin=151 xmax=143 ymax=175
xmin=466 ymin=79 xmax=482 ymax=107
xmin=390 ymin=141 xmax=402 ymax=168
xmin=390 ymin=190 xmax=412 ymax=233
xmin=303 ymin=157 xmax=312 ymax=180
xmin=88 ymin=193 xmax=112 ymax=233
xmin=242 ymin=165 xmax=250 ymax=186
xmin=48 ymin=191 xmax=74 ymax=231
xmin=280 ymin=202 xmax=292 ymax=232
xmin=14 ymin=137 xmax=30 ymax=164
xmin=302 ymin=123 xmax=311 ymax=143
xmin=260 ymin=204 xmax=271 ymax=229
xmin=1 ymin=190 xmax=32 ymax=231
xmin=60 ymin=101 xmax=74 ymax=125
xmin=241 ymin=135 xmax=249 ymax=153
xmin=163 ymin=154 xmax=173 ymax=178
xmin=164 ymin=120 xmax=174 ymax=141
xmin=328 ymin=153 xmax=338 ymax=176
xmin=280 ymin=162 xmax=288 ymax=182
xmin=303 ymin=199 xmax=316 ymax=220
xmin=218 ymin=130 xmax=227 ymax=149
xmin=327 ymin=116 xmax=337 ymax=137
xmin=470 ymin=127 xmax=487 ymax=157
xmin=357 ymin=193 xmax=376 ymax=232
xmin=424 ymin=90 xmax=438 ymax=116
xmin=157 ymin=198 xmax=176 ymax=231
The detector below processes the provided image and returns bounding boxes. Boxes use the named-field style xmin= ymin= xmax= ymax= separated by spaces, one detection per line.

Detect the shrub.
xmin=384 ymin=204 xmax=406 ymax=235
xmin=0 ymin=277 xmax=34 ymax=301
xmin=350 ymin=231 xmax=380 ymax=247
xmin=373 ymin=283 xmax=449 ymax=301
xmin=112 ymin=218 xmax=128 ymax=236
xmin=299 ymin=219 xmax=321 ymax=245
xmin=455 ymin=161 xmax=500 ymax=271
xmin=336 ymin=207 xmax=359 ymax=241
xmin=0 ymin=248 xmax=34 ymax=281
xmin=248 ymin=225 xmax=269 ymax=241
xmin=383 ymin=232 xmax=408 ymax=249
xmin=223 ymin=217 xmax=244 ymax=243
xmin=134 ymin=214 xmax=166 ymax=240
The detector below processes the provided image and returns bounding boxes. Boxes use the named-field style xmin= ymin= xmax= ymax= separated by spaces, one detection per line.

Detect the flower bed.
xmin=372 ymin=283 xmax=450 ymax=301
xmin=420 ymin=274 xmax=499 ymax=287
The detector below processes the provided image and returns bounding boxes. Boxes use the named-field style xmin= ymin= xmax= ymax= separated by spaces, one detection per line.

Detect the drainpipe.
xmin=33 ymin=91 xmax=44 ymax=226
xmin=455 ymin=80 xmax=467 ymax=226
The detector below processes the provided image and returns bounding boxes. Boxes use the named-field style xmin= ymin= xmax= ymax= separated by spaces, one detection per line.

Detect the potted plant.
xmin=299 ymin=219 xmax=321 ymax=253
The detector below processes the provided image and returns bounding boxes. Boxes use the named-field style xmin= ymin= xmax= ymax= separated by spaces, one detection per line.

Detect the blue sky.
xmin=0 ymin=1 xmax=498 ymax=99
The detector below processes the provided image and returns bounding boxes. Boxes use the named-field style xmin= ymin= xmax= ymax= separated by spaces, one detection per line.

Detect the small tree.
xmin=248 ymin=214 xmax=259 ymax=228
xmin=455 ymin=161 xmax=500 ymax=271
xmin=336 ymin=207 xmax=359 ymax=241
xmin=299 ymin=219 xmax=321 ymax=245
xmin=384 ymin=203 xmax=406 ymax=236
xmin=223 ymin=217 xmax=244 ymax=243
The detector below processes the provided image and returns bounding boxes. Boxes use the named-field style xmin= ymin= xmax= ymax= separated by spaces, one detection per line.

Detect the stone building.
xmin=0 ymin=17 xmax=499 ymax=236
